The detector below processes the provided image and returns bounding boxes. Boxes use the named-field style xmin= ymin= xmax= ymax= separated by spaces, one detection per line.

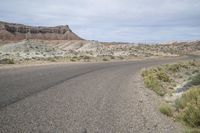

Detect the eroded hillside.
xmin=0 ymin=40 xmax=199 ymax=64
xmin=0 ymin=21 xmax=82 ymax=40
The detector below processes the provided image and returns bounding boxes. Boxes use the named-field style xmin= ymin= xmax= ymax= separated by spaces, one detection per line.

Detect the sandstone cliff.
xmin=0 ymin=21 xmax=83 ymax=40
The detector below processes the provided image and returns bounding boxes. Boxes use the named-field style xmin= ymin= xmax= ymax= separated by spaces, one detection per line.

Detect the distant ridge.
xmin=0 ymin=21 xmax=83 ymax=40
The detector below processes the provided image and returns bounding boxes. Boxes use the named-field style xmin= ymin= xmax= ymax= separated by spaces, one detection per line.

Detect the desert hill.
xmin=0 ymin=39 xmax=199 ymax=63
xmin=0 ymin=21 xmax=82 ymax=40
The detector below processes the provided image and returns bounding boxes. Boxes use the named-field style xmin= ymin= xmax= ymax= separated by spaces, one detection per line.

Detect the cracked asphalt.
xmin=0 ymin=58 xmax=188 ymax=132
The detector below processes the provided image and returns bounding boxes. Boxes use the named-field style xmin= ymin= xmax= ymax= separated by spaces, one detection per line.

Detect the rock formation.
xmin=0 ymin=21 xmax=83 ymax=40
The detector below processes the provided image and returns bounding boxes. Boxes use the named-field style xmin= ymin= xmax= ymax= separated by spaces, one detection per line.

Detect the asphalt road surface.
xmin=0 ymin=57 xmax=192 ymax=132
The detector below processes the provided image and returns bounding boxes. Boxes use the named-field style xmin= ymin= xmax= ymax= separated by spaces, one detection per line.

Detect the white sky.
xmin=0 ymin=0 xmax=200 ymax=42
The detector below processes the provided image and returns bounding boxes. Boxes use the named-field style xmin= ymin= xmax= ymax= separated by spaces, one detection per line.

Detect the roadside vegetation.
xmin=159 ymin=103 xmax=173 ymax=117
xmin=142 ymin=60 xmax=200 ymax=131
xmin=175 ymin=87 xmax=200 ymax=128
xmin=142 ymin=67 xmax=171 ymax=96
xmin=0 ymin=55 xmax=134 ymax=65
xmin=0 ymin=58 xmax=15 ymax=64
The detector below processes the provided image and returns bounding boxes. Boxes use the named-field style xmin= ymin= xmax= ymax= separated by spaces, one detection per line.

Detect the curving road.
xmin=0 ymin=57 xmax=190 ymax=132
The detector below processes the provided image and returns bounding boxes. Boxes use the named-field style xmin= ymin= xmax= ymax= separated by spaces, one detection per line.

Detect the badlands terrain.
xmin=0 ymin=39 xmax=200 ymax=64
xmin=0 ymin=21 xmax=200 ymax=64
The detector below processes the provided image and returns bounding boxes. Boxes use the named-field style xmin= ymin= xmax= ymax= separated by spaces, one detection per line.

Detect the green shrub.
xmin=0 ymin=58 xmax=15 ymax=64
xmin=142 ymin=68 xmax=170 ymax=95
xmin=118 ymin=56 xmax=124 ymax=60
xmin=175 ymin=87 xmax=200 ymax=127
xmin=164 ymin=63 xmax=189 ymax=72
xmin=70 ymin=58 xmax=76 ymax=62
xmin=156 ymin=71 xmax=171 ymax=82
xmin=102 ymin=58 xmax=109 ymax=61
xmin=110 ymin=55 xmax=115 ymax=59
xmin=83 ymin=56 xmax=90 ymax=59
xmin=189 ymin=73 xmax=200 ymax=86
xmin=166 ymin=64 xmax=182 ymax=72
xmin=83 ymin=56 xmax=90 ymax=62
xmin=47 ymin=57 xmax=56 ymax=62
xmin=192 ymin=70 xmax=199 ymax=74
xmin=185 ymin=128 xmax=200 ymax=133
xmin=159 ymin=103 xmax=173 ymax=116
xmin=189 ymin=60 xmax=198 ymax=67
xmin=142 ymin=69 xmax=166 ymax=96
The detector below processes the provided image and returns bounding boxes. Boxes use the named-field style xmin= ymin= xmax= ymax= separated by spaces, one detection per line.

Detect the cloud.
xmin=0 ymin=0 xmax=200 ymax=42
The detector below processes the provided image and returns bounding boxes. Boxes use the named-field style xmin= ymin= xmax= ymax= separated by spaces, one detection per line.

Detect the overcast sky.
xmin=0 ymin=0 xmax=200 ymax=42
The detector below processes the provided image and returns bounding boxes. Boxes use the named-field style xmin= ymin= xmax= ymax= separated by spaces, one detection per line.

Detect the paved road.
xmin=0 ymin=57 xmax=190 ymax=132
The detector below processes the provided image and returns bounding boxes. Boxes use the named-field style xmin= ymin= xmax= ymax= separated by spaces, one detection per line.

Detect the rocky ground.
xmin=0 ymin=40 xmax=199 ymax=64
